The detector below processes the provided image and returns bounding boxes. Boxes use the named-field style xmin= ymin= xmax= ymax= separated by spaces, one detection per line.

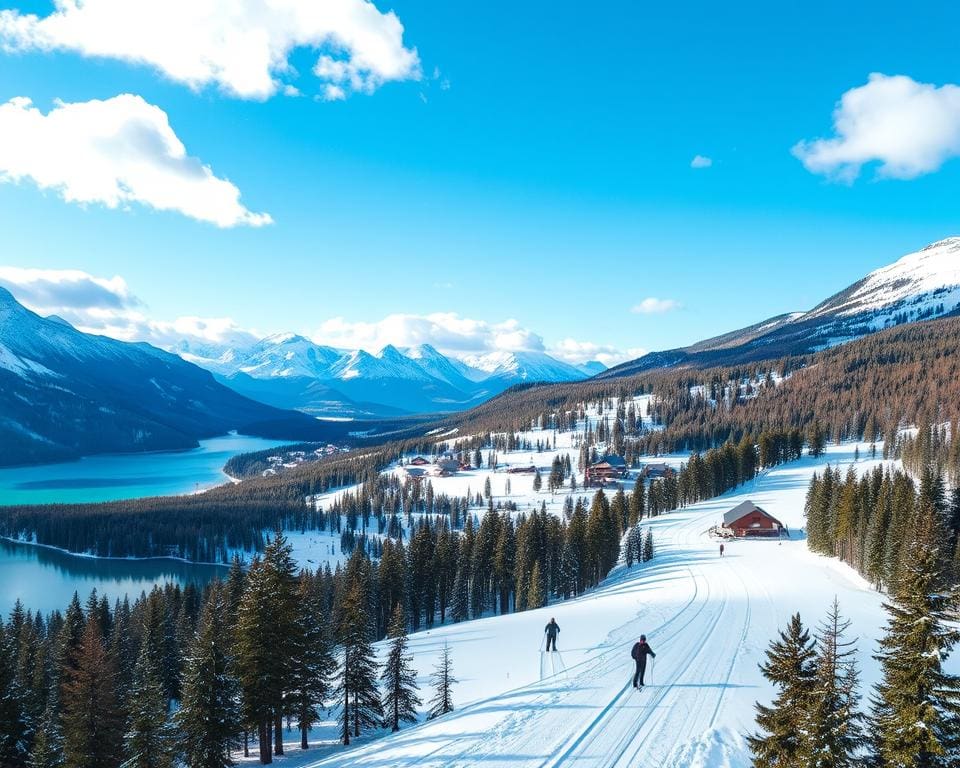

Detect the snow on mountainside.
xmin=600 ymin=236 xmax=960 ymax=379
xmin=460 ymin=349 xmax=588 ymax=383
xmin=0 ymin=288 xmax=321 ymax=466
xmin=175 ymin=332 xmax=600 ymax=417
xmin=806 ymin=236 xmax=960 ymax=325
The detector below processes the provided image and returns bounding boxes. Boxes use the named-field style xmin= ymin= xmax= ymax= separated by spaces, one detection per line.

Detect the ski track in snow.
xmin=258 ymin=442 xmax=958 ymax=768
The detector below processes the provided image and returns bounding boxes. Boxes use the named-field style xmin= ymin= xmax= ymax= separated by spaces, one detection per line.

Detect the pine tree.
xmin=428 ymin=644 xmax=457 ymax=720
xmin=335 ymin=582 xmax=381 ymax=745
xmin=526 ymin=561 xmax=544 ymax=610
xmin=870 ymin=536 xmax=960 ymax=767
xmin=178 ymin=588 xmax=241 ymax=768
xmin=61 ymin=617 xmax=123 ymax=768
xmin=747 ymin=613 xmax=816 ymax=767
xmin=234 ymin=558 xmax=275 ymax=764
xmin=533 ymin=470 xmax=542 ymax=493
xmin=121 ymin=643 xmax=175 ymax=768
xmin=805 ymin=599 xmax=865 ymax=768
xmin=0 ymin=622 xmax=28 ymax=767
xmin=642 ymin=529 xmax=654 ymax=563
xmin=288 ymin=577 xmax=334 ymax=750
xmin=28 ymin=701 xmax=64 ymax=768
xmin=381 ymin=605 xmax=421 ymax=732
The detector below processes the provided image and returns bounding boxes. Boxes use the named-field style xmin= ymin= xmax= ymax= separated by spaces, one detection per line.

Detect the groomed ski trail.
xmin=299 ymin=444 xmax=937 ymax=768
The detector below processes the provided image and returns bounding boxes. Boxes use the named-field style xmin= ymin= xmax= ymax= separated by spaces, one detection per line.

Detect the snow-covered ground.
xmin=240 ymin=441 xmax=957 ymax=768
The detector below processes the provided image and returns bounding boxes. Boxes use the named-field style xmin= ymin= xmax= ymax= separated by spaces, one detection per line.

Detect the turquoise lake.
xmin=0 ymin=433 xmax=286 ymax=506
xmin=0 ymin=537 xmax=227 ymax=616
xmin=0 ymin=433 xmax=287 ymax=614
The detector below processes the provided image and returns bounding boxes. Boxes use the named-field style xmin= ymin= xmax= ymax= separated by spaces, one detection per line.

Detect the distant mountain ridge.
xmin=600 ymin=237 xmax=960 ymax=378
xmin=0 ymin=288 xmax=327 ymax=467
xmin=176 ymin=335 xmax=603 ymax=417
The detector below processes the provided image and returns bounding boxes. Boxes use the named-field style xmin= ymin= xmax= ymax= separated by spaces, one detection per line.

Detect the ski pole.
xmin=650 ymin=657 xmax=655 ymax=685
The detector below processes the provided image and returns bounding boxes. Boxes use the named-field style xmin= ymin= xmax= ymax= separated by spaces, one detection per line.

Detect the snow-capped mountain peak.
xmin=807 ymin=236 xmax=960 ymax=323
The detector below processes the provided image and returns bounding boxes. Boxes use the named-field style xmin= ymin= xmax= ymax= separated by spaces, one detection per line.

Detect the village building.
xmin=641 ymin=462 xmax=675 ymax=480
xmin=409 ymin=456 xmax=430 ymax=466
xmin=507 ymin=465 xmax=537 ymax=474
xmin=585 ymin=455 xmax=628 ymax=486
xmin=400 ymin=466 xmax=427 ymax=482
xmin=722 ymin=500 xmax=785 ymax=538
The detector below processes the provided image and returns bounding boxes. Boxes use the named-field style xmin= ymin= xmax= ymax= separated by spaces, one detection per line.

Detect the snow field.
xmin=252 ymin=441 xmax=959 ymax=768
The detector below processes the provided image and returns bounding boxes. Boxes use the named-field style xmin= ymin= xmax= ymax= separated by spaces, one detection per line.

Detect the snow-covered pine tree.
xmin=0 ymin=622 xmax=28 ymax=768
xmin=27 ymin=701 xmax=62 ymax=768
xmin=178 ymin=587 xmax=241 ymax=768
xmin=642 ymin=529 xmax=654 ymax=563
xmin=804 ymin=599 xmax=865 ymax=768
xmin=335 ymin=581 xmax=382 ymax=745
xmin=428 ymin=643 xmax=457 ymax=720
xmin=747 ymin=612 xmax=816 ymax=766
xmin=122 ymin=641 xmax=175 ymax=768
xmin=381 ymin=605 xmax=421 ymax=732
xmin=288 ymin=576 xmax=334 ymax=750
xmin=526 ymin=561 xmax=544 ymax=610
xmin=870 ymin=531 xmax=960 ymax=767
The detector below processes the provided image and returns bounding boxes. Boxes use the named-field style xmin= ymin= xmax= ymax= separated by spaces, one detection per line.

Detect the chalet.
xmin=507 ymin=465 xmax=537 ymax=475
xmin=434 ymin=459 xmax=460 ymax=475
xmin=409 ymin=456 xmax=430 ymax=466
xmin=585 ymin=456 xmax=628 ymax=486
xmin=642 ymin=462 xmax=675 ymax=480
xmin=400 ymin=466 xmax=427 ymax=482
xmin=722 ymin=500 xmax=784 ymax=538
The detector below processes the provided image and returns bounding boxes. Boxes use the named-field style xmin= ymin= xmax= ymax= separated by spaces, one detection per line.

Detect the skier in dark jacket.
xmin=631 ymin=635 xmax=656 ymax=688
xmin=544 ymin=618 xmax=560 ymax=652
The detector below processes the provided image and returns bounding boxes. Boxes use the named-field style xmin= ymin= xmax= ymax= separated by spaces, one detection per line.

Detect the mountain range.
xmin=599 ymin=236 xmax=960 ymax=378
xmin=3 ymin=236 xmax=960 ymax=466
xmin=0 ymin=288 xmax=328 ymax=467
xmin=174 ymin=336 xmax=601 ymax=417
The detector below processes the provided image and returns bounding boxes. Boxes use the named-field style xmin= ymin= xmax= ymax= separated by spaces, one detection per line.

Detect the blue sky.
xmin=0 ymin=0 xmax=959 ymax=364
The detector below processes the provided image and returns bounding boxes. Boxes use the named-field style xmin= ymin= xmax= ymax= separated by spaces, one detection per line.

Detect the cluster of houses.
xmin=261 ymin=444 xmax=349 ymax=476
xmin=583 ymin=456 xmax=676 ymax=487
xmin=399 ymin=455 xmax=470 ymax=482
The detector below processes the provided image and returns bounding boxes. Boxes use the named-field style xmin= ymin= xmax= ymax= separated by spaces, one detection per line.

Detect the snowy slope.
xmin=806 ymin=236 xmax=960 ymax=325
xmin=261 ymin=442 xmax=957 ymax=768
xmin=601 ymin=236 xmax=960 ymax=378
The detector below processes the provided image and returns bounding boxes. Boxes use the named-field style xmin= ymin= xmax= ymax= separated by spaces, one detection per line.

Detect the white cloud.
xmin=690 ymin=154 xmax=713 ymax=169
xmin=0 ymin=269 xmax=648 ymax=368
xmin=631 ymin=297 xmax=681 ymax=315
xmin=0 ymin=0 xmax=421 ymax=100
xmin=793 ymin=73 xmax=960 ymax=181
xmin=312 ymin=313 xmax=547 ymax=356
xmin=549 ymin=338 xmax=646 ymax=367
xmin=0 ymin=266 xmax=261 ymax=350
xmin=0 ymin=267 xmax=137 ymax=312
xmin=0 ymin=94 xmax=271 ymax=227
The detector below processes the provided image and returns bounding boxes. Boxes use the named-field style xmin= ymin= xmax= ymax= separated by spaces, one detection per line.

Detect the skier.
xmin=719 ymin=543 xmax=725 ymax=557
xmin=631 ymin=634 xmax=656 ymax=688
xmin=544 ymin=618 xmax=560 ymax=652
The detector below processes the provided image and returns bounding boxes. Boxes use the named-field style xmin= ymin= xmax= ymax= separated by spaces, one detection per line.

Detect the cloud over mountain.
xmin=0 ymin=94 xmax=271 ymax=226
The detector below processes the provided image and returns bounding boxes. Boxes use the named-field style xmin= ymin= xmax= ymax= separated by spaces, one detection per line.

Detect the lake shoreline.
xmin=1 ymin=535 xmax=233 ymax=569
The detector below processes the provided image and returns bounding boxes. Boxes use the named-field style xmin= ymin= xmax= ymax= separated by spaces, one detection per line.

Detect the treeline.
xmin=750 ymin=522 xmax=960 ymax=766
xmin=421 ymin=314 xmax=960 ymax=457
xmin=806 ymin=464 xmax=960 ymax=590
xmin=0 ymin=532 xmax=460 ymax=768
